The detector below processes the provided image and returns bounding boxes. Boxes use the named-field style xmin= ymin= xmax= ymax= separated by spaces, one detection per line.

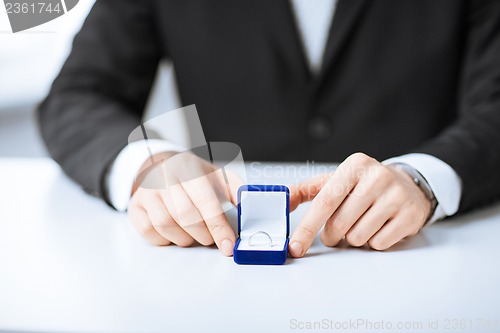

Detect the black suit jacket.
xmin=38 ymin=0 xmax=500 ymax=213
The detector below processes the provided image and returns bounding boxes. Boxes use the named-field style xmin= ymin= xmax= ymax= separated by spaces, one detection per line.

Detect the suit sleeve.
xmin=415 ymin=0 xmax=500 ymax=213
xmin=37 ymin=0 xmax=162 ymax=200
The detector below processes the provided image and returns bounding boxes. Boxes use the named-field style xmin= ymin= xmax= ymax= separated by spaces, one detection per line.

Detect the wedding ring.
xmin=248 ymin=231 xmax=273 ymax=247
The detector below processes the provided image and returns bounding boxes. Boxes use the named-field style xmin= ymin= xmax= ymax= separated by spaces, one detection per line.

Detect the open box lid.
xmin=237 ymin=185 xmax=290 ymax=239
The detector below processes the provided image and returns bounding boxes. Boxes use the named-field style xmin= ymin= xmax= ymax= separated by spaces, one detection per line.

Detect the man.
xmin=39 ymin=0 xmax=500 ymax=258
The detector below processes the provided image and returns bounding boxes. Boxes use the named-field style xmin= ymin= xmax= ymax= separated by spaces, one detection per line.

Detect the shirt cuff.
xmin=383 ymin=153 xmax=462 ymax=225
xmin=107 ymin=139 xmax=186 ymax=211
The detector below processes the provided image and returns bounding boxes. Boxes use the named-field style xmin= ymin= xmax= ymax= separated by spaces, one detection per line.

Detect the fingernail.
xmin=289 ymin=241 xmax=303 ymax=257
xmin=221 ymin=239 xmax=233 ymax=256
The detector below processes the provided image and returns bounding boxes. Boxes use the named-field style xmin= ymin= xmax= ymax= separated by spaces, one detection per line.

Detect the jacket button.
xmin=308 ymin=116 xmax=331 ymax=140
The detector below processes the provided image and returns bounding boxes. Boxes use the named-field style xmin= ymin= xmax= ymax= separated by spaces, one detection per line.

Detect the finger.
xmin=289 ymin=173 xmax=332 ymax=211
xmin=214 ymin=168 xmax=244 ymax=207
xmin=140 ymin=190 xmax=194 ymax=247
xmin=289 ymin=159 xmax=362 ymax=257
xmin=287 ymin=184 xmax=300 ymax=212
xmin=128 ymin=203 xmax=171 ymax=246
xmin=343 ymin=199 xmax=398 ymax=247
xmin=164 ymin=184 xmax=213 ymax=246
xmin=367 ymin=212 xmax=415 ymax=251
xmin=320 ymin=181 xmax=375 ymax=247
xmin=181 ymin=175 xmax=236 ymax=256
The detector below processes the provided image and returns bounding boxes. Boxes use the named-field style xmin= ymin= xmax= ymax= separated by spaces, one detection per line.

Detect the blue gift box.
xmin=233 ymin=185 xmax=290 ymax=265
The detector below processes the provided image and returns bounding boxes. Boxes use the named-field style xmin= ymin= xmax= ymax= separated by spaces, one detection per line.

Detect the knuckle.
xmin=406 ymin=201 xmax=420 ymax=213
xmin=385 ymin=202 xmax=400 ymax=215
xmin=417 ymin=206 xmax=429 ymax=224
xmin=320 ymin=231 xmax=336 ymax=247
xmin=345 ymin=231 xmax=365 ymax=247
xmin=298 ymin=224 xmax=316 ymax=240
xmin=138 ymin=223 xmax=156 ymax=237
xmin=127 ymin=203 xmax=139 ymax=217
xmin=152 ymin=222 xmax=175 ymax=234
xmin=150 ymin=214 xmax=173 ymax=230
xmin=199 ymin=238 xmax=215 ymax=246
xmin=408 ymin=221 xmax=422 ymax=236
xmin=175 ymin=204 xmax=196 ymax=221
xmin=152 ymin=239 xmax=171 ymax=247
xmin=193 ymin=192 xmax=218 ymax=208
xmin=350 ymin=179 xmax=367 ymax=196
xmin=407 ymin=228 xmax=419 ymax=237
xmin=184 ymin=223 xmax=215 ymax=246
xmin=176 ymin=238 xmax=195 ymax=247
xmin=348 ymin=152 xmax=373 ymax=167
xmin=314 ymin=194 xmax=335 ymax=210
xmin=129 ymin=194 xmax=140 ymax=206
xmin=207 ymin=222 xmax=226 ymax=236
xmin=368 ymin=237 xmax=389 ymax=251
xmin=374 ymin=166 xmax=392 ymax=183
xmin=390 ymin=184 xmax=407 ymax=201
xmin=330 ymin=214 xmax=349 ymax=233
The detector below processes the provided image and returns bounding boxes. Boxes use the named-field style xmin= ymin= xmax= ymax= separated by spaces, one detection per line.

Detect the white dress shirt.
xmin=107 ymin=0 xmax=462 ymax=224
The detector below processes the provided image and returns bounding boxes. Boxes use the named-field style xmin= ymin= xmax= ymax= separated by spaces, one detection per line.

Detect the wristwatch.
xmin=391 ymin=163 xmax=438 ymax=223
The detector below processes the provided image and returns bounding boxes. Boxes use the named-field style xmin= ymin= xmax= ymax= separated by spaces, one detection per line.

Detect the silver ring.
xmin=248 ymin=231 xmax=273 ymax=247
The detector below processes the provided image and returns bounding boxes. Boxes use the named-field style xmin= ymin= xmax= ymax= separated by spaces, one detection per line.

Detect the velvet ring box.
xmin=233 ymin=185 xmax=290 ymax=265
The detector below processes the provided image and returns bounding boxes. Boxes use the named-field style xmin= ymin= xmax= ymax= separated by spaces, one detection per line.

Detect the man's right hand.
xmin=127 ymin=152 xmax=243 ymax=256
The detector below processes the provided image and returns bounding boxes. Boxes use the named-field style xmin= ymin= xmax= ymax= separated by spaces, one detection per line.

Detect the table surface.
xmin=1 ymin=158 xmax=499 ymax=333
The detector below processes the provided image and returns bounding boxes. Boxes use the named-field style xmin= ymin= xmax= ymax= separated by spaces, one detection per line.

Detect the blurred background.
xmin=0 ymin=0 xmax=183 ymax=158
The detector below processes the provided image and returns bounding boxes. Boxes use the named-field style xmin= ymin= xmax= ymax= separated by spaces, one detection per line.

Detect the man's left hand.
xmin=288 ymin=152 xmax=432 ymax=257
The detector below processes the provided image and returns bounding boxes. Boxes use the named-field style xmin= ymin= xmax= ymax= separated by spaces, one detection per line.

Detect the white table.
xmin=1 ymin=158 xmax=499 ymax=333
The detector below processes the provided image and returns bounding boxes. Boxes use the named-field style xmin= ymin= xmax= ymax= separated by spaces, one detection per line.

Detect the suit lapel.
xmin=263 ymin=0 xmax=312 ymax=83
xmin=316 ymin=0 xmax=370 ymax=85
xmin=261 ymin=0 xmax=370 ymax=92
